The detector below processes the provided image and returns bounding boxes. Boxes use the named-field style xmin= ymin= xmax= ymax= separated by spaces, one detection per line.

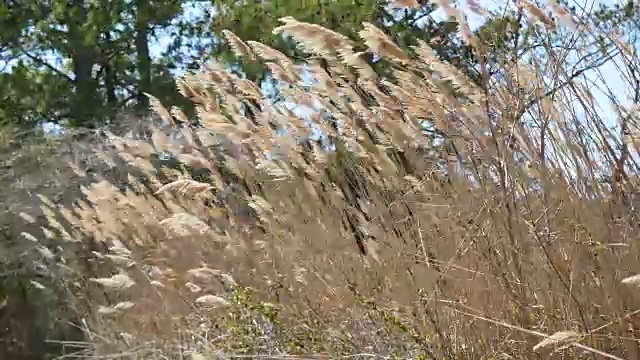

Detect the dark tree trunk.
xmin=67 ymin=2 xmax=99 ymax=127
xmin=135 ymin=0 xmax=152 ymax=111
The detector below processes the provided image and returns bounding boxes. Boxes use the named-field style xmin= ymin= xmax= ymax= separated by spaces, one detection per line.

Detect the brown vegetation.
xmin=4 ymin=2 xmax=640 ymax=359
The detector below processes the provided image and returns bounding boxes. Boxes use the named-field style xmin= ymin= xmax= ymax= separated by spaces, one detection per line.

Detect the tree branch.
xmin=17 ymin=45 xmax=74 ymax=83
xmin=515 ymin=49 xmax=619 ymax=122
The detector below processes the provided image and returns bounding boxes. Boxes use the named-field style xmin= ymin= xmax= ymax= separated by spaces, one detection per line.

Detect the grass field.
xmin=3 ymin=2 xmax=640 ymax=359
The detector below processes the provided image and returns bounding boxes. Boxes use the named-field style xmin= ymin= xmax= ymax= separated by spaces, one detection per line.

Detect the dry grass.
xmin=8 ymin=1 xmax=640 ymax=359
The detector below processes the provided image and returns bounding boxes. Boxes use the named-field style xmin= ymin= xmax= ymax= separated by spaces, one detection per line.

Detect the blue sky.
xmin=465 ymin=0 xmax=629 ymax=108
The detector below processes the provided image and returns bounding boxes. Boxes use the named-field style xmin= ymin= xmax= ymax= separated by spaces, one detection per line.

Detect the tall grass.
xmin=14 ymin=1 xmax=640 ymax=358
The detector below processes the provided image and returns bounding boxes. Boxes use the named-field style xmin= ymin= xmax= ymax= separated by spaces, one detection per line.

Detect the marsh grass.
xmin=8 ymin=1 xmax=640 ymax=359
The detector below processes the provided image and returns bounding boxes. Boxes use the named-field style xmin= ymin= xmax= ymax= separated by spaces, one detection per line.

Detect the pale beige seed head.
xmin=90 ymin=273 xmax=136 ymax=290
xmin=98 ymin=301 xmax=136 ymax=315
xmin=389 ymin=0 xmax=420 ymax=8
xmin=195 ymin=294 xmax=230 ymax=308
xmin=221 ymin=29 xmax=255 ymax=60
xmin=533 ymin=330 xmax=582 ymax=351
xmin=622 ymin=274 xmax=640 ymax=286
